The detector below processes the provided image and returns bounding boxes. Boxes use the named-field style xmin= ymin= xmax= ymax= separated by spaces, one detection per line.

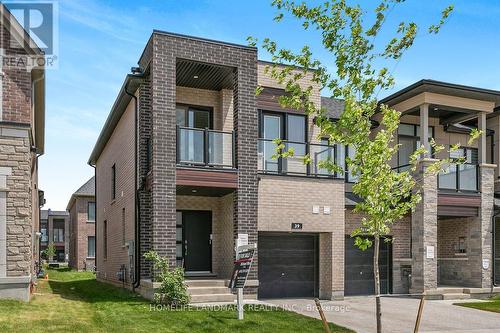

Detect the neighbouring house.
xmin=88 ymin=31 xmax=500 ymax=303
xmin=0 ymin=5 xmax=45 ymax=301
xmin=67 ymin=176 xmax=96 ymax=271
xmin=40 ymin=210 xmax=69 ymax=264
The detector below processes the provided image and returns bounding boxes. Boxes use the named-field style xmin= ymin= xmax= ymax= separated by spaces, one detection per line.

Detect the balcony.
xmin=257 ymin=138 xmax=341 ymax=178
xmin=176 ymin=126 xmax=235 ymax=169
xmin=438 ymin=163 xmax=478 ymax=192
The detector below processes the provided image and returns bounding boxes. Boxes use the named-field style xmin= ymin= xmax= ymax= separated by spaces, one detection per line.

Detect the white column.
xmin=420 ymin=104 xmax=430 ymax=157
xmin=478 ymin=112 xmax=487 ymax=165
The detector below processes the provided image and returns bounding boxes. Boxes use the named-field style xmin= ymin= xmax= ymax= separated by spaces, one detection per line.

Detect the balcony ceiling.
xmin=177 ymin=60 xmax=234 ymax=90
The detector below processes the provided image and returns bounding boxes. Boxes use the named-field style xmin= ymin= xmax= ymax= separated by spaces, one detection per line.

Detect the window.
xmin=122 ymin=208 xmax=126 ymax=245
xmin=87 ymin=236 xmax=96 ymax=258
xmin=397 ymin=123 xmax=434 ymax=171
xmin=146 ymin=138 xmax=152 ymax=172
xmin=439 ymin=147 xmax=478 ymax=191
xmin=53 ymin=228 xmax=64 ymax=242
xmin=111 ymin=164 xmax=116 ymax=200
xmin=258 ymin=111 xmax=307 ymax=173
xmin=176 ymin=105 xmax=212 ymax=129
xmin=87 ymin=202 xmax=96 ymax=222
xmin=458 ymin=237 xmax=466 ymax=254
xmin=41 ymin=226 xmax=48 ymax=242
xmin=103 ymin=220 xmax=108 ymax=259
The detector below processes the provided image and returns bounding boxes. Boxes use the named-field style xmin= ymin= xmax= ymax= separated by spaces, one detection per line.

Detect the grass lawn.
xmin=0 ymin=268 xmax=354 ymax=333
xmin=456 ymin=295 xmax=500 ymax=314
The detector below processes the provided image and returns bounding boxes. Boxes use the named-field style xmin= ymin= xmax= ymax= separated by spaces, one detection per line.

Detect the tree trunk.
xmin=374 ymin=235 xmax=382 ymax=333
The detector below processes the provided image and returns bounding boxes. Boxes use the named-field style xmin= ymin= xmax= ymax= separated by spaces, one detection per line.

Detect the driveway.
xmin=267 ymin=297 xmax=500 ymax=333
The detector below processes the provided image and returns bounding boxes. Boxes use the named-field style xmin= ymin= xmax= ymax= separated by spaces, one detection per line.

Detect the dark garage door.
xmin=258 ymin=233 xmax=318 ymax=298
xmin=345 ymin=236 xmax=392 ymax=296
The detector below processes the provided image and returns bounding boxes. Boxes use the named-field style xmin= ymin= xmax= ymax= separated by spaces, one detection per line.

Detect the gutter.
xmin=124 ymin=71 xmax=145 ymax=290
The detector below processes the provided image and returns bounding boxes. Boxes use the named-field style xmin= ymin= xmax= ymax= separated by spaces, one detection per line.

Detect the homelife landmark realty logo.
xmin=1 ymin=0 xmax=59 ymax=70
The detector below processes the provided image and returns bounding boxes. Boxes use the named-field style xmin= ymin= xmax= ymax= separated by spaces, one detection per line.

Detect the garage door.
xmin=258 ymin=233 xmax=318 ymax=298
xmin=345 ymin=236 xmax=392 ymax=296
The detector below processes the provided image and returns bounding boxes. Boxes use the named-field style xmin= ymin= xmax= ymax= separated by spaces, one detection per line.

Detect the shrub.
xmin=143 ymin=251 xmax=190 ymax=306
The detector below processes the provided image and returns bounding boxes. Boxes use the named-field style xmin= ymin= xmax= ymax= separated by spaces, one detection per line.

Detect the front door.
xmin=182 ymin=211 xmax=212 ymax=272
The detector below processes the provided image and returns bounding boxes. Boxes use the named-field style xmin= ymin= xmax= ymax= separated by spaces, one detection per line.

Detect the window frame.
xmin=87 ymin=201 xmax=96 ymax=223
xmin=397 ymin=123 xmax=435 ymax=168
xmin=258 ymin=110 xmax=308 ymax=174
xmin=111 ymin=164 xmax=116 ymax=201
xmin=176 ymin=104 xmax=214 ymax=129
xmin=87 ymin=236 xmax=96 ymax=258
xmin=103 ymin=220 xmax=108 ymax=260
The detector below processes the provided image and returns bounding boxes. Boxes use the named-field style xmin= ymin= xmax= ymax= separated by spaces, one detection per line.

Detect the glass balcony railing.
xmin=257 ymin=138 xmax=341 ymax=178
xmin=438 ymin=163 xmax=478 ymax=192
xmin=177 ymin=126 xmax=235 ymax=168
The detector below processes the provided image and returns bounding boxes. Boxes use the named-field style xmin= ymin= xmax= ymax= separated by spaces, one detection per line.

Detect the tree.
xmin=42 ymin=242 xmax=56 ymax=262
xmin=249 ymin=1 xmax=477 ymax=332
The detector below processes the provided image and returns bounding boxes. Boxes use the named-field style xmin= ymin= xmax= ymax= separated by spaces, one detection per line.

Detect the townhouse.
xmin=88 ymin=31 xmax=500 ymax=302
xmin=0 ymin=5 xmax=45 ymax=301
xmin=67 ymin=176 xmax=96 ymax=271
xmin=40 ymin=210 xmax=69 ymax=263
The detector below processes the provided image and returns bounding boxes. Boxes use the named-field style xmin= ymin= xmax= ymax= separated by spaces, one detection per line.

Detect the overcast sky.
xmin=24 ymin=0 xmax=500 ymax=210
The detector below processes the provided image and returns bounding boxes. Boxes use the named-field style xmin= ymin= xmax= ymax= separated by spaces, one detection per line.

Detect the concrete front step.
xmin=190 ymin=293 xmax=236 ymax=303
xmin=441 ymin=293 xmax=471 ymax=300
xmin=185 ymin=279 xmax=228 ymax=288
xmin=427 ymin=288 xmax=465 ymax=295
xmin=188 ymin=286 xmax=233 ymax=295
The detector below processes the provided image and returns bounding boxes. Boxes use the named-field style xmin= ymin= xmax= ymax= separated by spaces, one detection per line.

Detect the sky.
xmin=30 ymin=0 xmax=500 ymax=210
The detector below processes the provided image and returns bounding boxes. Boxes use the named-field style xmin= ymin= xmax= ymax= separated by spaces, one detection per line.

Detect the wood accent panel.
xmin=176 ymin=167 xmax=238 ymax=188
xmin=257 ymin=87 xmax=304 ymax=113
xmin=438 ymin=193 xmax=481 ymax=207
xmin=438 ymin=206 xmax=478 ymax=217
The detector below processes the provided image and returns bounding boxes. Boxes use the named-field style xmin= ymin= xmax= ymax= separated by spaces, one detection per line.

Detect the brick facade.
xmin=90 ymin=31 xmax=500 ymax=301
xmin=0 ymin=10 xmax=44 ymax=301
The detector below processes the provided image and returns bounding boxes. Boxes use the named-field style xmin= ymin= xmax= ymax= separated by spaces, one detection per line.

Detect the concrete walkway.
xmin=267 ymin=297 xmax=500 ymax=333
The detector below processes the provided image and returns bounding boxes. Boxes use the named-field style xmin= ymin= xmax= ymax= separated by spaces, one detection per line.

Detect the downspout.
xmin=493 ymin=210 xmax=499 ymax=289
xmin=124 ymin=71 xmax=144 ymax=290
xmin=91 ymin=164 xmax=96 ymax=274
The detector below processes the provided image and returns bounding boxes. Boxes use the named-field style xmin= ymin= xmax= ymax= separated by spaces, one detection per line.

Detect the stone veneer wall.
xmin=0 ymin=128 xmax=33 ymax=301
xmin=411 ymin=160 xmax=438 ymax=293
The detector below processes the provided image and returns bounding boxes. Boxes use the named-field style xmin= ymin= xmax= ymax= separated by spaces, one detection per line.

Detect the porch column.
xmin=420 ymin=104 xmax=430 ymax=157
xmin=232 ymin=60 xmax=259 ymax=295
xmin=472 ymin=112 xmax=495 ymax=286
xmin=410 ymin=158 xmax=438 ymax=293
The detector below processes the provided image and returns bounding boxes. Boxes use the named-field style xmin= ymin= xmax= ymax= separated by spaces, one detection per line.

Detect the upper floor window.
xmin=397 ymin=123 xmax=434 ymax=171
xmin=111 ymin=164 xmax=116 ymax=200
xmin=176 ymin=105 xmax=212 ymax=129
xmin=87 ymin=202 xmax=96 ymax=222
xmin=146 ymin=138 xmax=152 ymax=172
xmin=53 ymin=228 xmax=64 ymax=242
xmin=259 ymin=111 xmax=307 ymax=173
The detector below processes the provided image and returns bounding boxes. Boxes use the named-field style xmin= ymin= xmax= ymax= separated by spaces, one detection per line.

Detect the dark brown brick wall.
xmin=138 ymin=32 xmax=259 ymax=292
